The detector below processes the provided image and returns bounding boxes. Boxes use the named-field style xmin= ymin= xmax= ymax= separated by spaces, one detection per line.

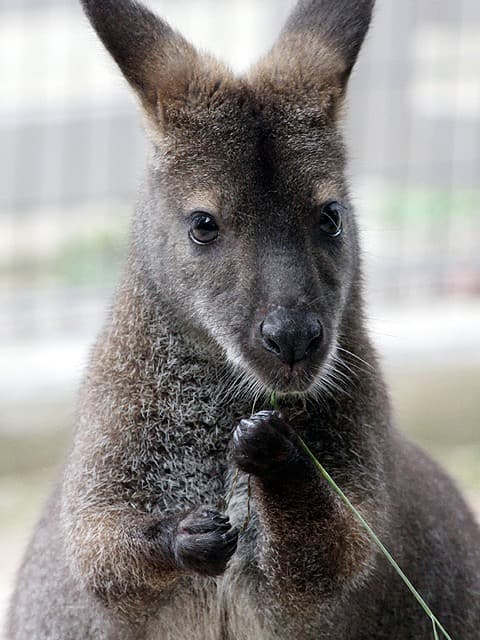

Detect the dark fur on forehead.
xmin=157 ymin=80 xmax=345 ymax=228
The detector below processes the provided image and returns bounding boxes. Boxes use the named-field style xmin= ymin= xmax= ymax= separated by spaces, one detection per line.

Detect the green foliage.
xmin=384 ymin=186 xmax=478 ymax=222
xmin=1 ymin=226 xmax=128 ymax=287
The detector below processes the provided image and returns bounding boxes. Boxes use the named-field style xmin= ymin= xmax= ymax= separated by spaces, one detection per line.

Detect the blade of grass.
xmin=270 ymin=391 xmax=278 ymax=408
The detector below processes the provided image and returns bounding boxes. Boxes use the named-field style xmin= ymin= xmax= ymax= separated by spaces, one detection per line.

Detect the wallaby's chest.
xmin=150 ymin=417 xmax=232 ymax=513
xmin=133 ymin=388 xmax=244 ymax=514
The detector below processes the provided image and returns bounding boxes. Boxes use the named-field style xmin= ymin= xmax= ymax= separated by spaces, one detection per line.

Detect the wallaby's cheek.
xmin=162 ymin=239 xmax=257 ymax=356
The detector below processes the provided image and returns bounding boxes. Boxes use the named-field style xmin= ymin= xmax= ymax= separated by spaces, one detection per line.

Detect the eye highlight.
xmin=317 ymin=201 xmax=345 ymax=238
xmin=189 ymin=211 xmax=219 ymax=245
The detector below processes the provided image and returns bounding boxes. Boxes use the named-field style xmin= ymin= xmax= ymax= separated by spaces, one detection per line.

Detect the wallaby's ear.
xmin=252 ymin=0 xmax=374 ymax=115
xmin=80 ymin=0 xmax=208 ymax=122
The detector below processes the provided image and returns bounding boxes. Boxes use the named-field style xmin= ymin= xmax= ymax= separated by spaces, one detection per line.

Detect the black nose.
xmin=260 ymin=308 xmax=323 ymax=366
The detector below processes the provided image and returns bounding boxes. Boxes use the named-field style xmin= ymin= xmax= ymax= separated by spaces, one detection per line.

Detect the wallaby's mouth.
xmin=251 ymin=356 xmax=330 ymax=396
xmin=267 ymin=362 xmax=324 ymax=395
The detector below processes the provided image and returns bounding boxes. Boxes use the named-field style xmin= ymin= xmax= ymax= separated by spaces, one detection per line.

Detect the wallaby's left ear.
xmin=251 ymin=0 xmax=374 ymax=114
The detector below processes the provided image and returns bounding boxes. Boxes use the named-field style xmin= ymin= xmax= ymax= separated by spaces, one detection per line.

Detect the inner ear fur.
xmin=250 ymin=0 xmax=375 ymax=115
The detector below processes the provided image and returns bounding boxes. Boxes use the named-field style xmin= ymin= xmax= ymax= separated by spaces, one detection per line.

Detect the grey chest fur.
xmin=123 ymin=337 xmax=253 ymax=516
xmin=143 ymin=409 xmax=235 ymax=515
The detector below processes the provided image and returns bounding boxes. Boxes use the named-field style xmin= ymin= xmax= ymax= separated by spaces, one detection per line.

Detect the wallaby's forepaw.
xmin=232 ymin=410 xmax=299 ymax=476
xmin=174 ymin=507 xmax=238 ymax=577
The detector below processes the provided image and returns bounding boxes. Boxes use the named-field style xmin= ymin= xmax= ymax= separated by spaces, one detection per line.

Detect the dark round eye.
xmin=189 ymin=212 xmax=219 ymax=245
xmin=318 ymin=201 xmax=345 ymax=237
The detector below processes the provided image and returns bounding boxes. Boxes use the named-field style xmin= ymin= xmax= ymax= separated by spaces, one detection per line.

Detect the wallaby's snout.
xmin=260 ymin=308 xmax=323 ymax=367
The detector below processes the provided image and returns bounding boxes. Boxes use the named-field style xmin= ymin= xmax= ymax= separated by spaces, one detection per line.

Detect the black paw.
xmin=231 ymin=410 xmax=299 ymax=476
xmin=174 ymin=507 xmax=238 ymax=577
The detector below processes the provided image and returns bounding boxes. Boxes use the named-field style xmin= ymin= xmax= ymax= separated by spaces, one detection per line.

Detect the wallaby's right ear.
xmin=80 ymin=0 xmax=199 ymax=121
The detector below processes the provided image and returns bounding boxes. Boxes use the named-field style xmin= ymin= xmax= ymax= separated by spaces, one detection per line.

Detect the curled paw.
xmin=174 ymin=507 xmax=238 ymax=577
xmin=231 ymin=410 xmax=299 ymax=476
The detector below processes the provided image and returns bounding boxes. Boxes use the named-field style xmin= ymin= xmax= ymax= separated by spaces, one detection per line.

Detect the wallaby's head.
xmin=81 ymin=0 xmax=374 ymax=396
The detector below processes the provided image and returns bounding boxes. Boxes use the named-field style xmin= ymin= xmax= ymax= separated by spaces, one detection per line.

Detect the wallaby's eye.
xmin=189 ymin=212 xmax=219 ymax=245
xmin=318 ymin=201 xmax=345 ymax=237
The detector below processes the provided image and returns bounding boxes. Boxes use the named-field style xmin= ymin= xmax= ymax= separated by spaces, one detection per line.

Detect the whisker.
xmin=336 ymin=345 xmax=373 ymax=371
xmin=331 ymin=353 xmax=360 ymax=380
xmin=327 ymin=362 xmax=352 ymax=386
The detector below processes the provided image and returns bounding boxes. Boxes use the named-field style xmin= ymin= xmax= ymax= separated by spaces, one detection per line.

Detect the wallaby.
xmin=7 ymin=0 xmax=480 ymax=638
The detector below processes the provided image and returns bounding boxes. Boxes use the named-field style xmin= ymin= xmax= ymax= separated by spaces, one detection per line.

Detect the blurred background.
xmin=1 ymin=0 xmax=479 ymax=630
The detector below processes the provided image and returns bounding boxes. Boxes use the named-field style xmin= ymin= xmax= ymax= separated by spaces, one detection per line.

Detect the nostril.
xmin=260 ymin=319 xmax=283 ymax=356
xmin=305 ymin=321 xmax=323 ymax=356
xmin=264 ymin=337 xmax=281 ymax=356
xmin=306 ymin=334 xmax=322 ymax=356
